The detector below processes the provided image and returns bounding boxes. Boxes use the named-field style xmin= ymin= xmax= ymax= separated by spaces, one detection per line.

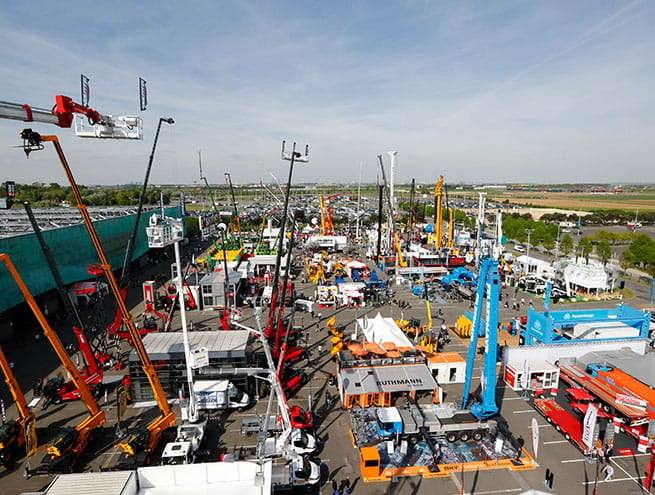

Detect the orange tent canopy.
xmin=381 ymin=341 xmax=397 ymax=351
xmin=365 ymin=342 xmax=386 ymax=355
xmin=386 ymin=350 xmax=402 ymax=358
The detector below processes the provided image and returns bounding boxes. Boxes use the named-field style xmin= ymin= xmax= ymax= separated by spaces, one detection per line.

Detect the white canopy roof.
xmin=563 ymin=260 xmax=608 ymax=290
xmin=356 ymin=312 xmax=414 ymax=348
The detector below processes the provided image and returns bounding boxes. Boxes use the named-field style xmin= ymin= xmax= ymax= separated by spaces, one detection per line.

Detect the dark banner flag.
xmin=81 ymin=74 xmax=90 ymax=106
xmin=139 ymin=77 xmax=147 ymax=111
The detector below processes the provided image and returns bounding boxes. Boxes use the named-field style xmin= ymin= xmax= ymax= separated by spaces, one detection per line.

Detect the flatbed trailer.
xmin=558 ymin=363 xmax=649 ymax=438
xmin=534 ymin=398 xmax=591 ymax=454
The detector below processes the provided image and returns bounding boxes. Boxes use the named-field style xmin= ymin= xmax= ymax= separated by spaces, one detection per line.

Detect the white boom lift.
xmin=0 ymin=95 xmax=142 ymax=140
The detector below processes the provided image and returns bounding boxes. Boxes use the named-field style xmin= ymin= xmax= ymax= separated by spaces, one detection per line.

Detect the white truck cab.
xmin=161 ymin=441 xmax=194 ymax=465
xmin=194 ymin=380 xmax=250 ymax=411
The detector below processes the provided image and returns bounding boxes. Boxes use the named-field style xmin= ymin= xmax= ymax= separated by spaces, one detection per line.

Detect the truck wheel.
xmin=555 ymin=424 xmax=561 ymax=432
xmin=446 ymin=432 xmax=458 ymax=443
xmin=564 ymin=433 xmax=571 ymax=441
xmin=52 ymin=395 xmax=63 ymax=405
xmin=472 ymin=431 xmax=483 ymax=442
xmin=459 ymin=431 xmax=470 ymax=442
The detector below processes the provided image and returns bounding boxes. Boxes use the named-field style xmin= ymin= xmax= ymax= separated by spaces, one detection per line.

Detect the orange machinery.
xmin=17 ymin=131 xmax=176 ymax=468
xmin=0 ymin=344 xmax=36 ymax=470
xmin=0 ymin=254 xmax=105 ymax=476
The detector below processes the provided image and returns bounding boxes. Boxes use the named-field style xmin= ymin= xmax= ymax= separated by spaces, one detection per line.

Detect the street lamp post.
xmin=266 ymin=141 xmax=308 ymax=345
xmin=525 ymin=228 xmax=534 ymax=266
xmin=120 ymin=117 xmax=174 ymax=285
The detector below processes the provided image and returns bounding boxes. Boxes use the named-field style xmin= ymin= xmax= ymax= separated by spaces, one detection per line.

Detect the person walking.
xmin=342 ymin=476 xmax=352 ymax=494
xmin=602 ymin=462 xmax=614 ymax=481
xmin=516 ymin=435 xmax=525 ymax=459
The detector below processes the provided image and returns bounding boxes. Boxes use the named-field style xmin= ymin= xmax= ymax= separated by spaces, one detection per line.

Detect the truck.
xmin=371 ymin=404 xmax=496 ymax=444
xmin=160 ymin=417 xmax=208 ymax=466
xmin=193 ymin=379 xmax=250 ymax=411
xmin=271 ymin=456 xmax=321 ymax=491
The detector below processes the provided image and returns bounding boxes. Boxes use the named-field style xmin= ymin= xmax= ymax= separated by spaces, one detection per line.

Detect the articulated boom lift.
xmin=0 ymin=345 xmax=36 ymax=470
xmin=318 ymin=194 xmax=334 ymax=236
xmin=16 ymin=132 xmax=175 ymax=468
xmin=0 ymin=96 xmax=142 ymax=140
xmin=0 ymin=254 xmax=106 ymax=476
xmin=462 ymin=257 xmax=501 ymax=419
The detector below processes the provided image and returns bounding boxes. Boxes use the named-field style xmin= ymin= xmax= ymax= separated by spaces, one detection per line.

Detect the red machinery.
xmin=0 ymin=254 xmax=106 ymax=477
xmin=17 ymin=132 xmax=176 ymax=470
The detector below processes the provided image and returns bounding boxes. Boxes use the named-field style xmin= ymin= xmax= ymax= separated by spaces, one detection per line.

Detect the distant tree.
xmin=560 ymin=234 xmax=573 ymax=257
xmin=578 ymin=238 xmax=593 ymax=264
xmin=596 ymin=240 xmax=612 ymax=266
xmin=619 ymin=250 xmax=634 ymax=275
xmin=542 ymin=235 xmax=555 ymax=253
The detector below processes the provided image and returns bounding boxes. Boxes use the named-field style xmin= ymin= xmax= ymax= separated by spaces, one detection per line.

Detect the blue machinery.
xmin=521 ymin=303 xmax=650 ymax=345
xmin=462 ymin=258 xmax=500 ymax=419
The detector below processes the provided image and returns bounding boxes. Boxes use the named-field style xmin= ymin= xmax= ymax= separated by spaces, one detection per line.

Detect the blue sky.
xmin=1 ymin=1 xmax=654 ymax=186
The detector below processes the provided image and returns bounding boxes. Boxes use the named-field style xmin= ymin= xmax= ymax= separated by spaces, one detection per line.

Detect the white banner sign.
xmin=531 ymin=417 xmax=540 ymax=460
xmin=582 ymin=403 xmax=598 ymax=449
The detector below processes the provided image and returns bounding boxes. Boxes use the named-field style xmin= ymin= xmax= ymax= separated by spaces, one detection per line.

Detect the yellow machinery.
xmin=394 ymin=232 xmax=407 ymax=268
xmin=1 ymin=254 xmax=105 ymax=476
xmin=0 ymin=343 xmax=36 ymax=469
xmin=433 ymin=175 xmax=444 ymax=249
xmin=318 ymin=194 xmax=335 ymax=235
xmin=18 ymin=132 xmax=175 ymax=468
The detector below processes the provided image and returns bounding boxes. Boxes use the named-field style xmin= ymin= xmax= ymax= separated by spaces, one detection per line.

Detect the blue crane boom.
xmin=462 ymin=257 xmax=501 ymax=419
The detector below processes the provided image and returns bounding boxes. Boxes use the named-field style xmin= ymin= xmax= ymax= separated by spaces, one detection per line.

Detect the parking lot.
xmin=1 ymin=244 xmax=654 ymax=494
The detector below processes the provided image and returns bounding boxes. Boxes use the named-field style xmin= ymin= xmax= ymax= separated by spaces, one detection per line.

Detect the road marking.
xmin=450 ymin=489 xmax=523 ymax=495
xmin=544 ymin=440 xmax=569 ymax=444
xmin=561 ymin=458 xmax=586 ymax=463
xmin=513 ymin=410 xmax=536 ymax=414
xmin=582 ymin=477 xmax=635 ymax=485
xmin=607 ymin=457 xmax=653 ymax=494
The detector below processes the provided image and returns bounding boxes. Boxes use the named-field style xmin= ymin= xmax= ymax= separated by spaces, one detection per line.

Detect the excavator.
xmin=0 ymin=345 xmax=36 ymax=470
xmin=16 ymin=131 xmax=176 ymax=469
xmin=0 ymin=254 xmax=106 ymax=477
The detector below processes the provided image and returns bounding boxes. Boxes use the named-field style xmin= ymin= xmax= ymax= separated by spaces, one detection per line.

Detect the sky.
xmin=1 ymin=1 xmax=654 ymax=186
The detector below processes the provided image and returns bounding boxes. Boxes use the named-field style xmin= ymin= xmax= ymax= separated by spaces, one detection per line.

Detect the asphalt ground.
xmin=1 ymin=244 xmax=655 ymax=495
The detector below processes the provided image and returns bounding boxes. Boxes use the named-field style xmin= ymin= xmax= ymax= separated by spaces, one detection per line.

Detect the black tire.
xmin=555 ymin=424 xmax=561 ymax=432
xmin=602 ymin=404 xmax=612 ymax=414
xmin=472 ymin=431 xmax=483 ymax=442
xmin=52 ymin=395 xmax=63 ymax=405
xmin=565 ymin=433 xmax=571 ymax=441
xmin=459 ymin=431 xmax=470 ymax=442
xmin=546 ymin=416 xmax=553 ymax=424
xmin=446 ymin=432 xmax=458 ymax=443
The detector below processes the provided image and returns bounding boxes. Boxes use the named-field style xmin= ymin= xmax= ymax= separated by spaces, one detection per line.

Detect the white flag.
xmin=582 ymin=403 xmax=598 ymax=449
xmin=531 ymin=417 xmax=540 ymax=460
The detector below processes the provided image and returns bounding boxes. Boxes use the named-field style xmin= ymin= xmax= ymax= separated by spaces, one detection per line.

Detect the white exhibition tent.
xmin=562 ymin=259 xmax=609 ymax=295
xmin=356 ymin=312 xmax=414 ymax=348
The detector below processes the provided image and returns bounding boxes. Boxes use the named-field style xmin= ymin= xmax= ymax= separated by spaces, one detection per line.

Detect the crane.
xmin=433 ymin=175 xmax=445 ymax=249
xmin=0 ymin=254 xmax=106 ymax=476
xmin=377 ymin=155 xmax=395 ymax=253
xmin=461 ymin=257 xmax=501 ymax=419
xmin=0 ymin=95 xmax=142 ymax=140
xmin=0 ymin=345 xmax=36 ymax=470
xmin=16 ymin=131 xmax=176 ymax=469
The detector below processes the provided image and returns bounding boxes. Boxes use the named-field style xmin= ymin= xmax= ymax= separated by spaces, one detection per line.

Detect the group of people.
xmin=331 ymin=476 xmax=352 ymax=495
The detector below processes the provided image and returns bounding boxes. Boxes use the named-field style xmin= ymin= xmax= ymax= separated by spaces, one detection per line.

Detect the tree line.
xmin=2 ymin=182 xmax=171 ymax=207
